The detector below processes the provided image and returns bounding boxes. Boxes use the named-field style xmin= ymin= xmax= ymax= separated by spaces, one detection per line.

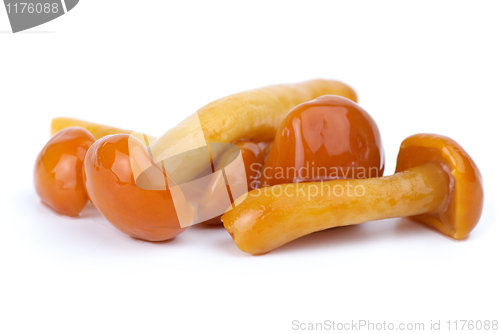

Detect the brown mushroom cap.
xmin=395 ymin=134 xmax=483 ymax=239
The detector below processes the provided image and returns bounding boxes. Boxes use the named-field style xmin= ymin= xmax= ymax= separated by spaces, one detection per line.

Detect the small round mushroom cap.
xmin=395 ymin=134 xmax=483 ymax=239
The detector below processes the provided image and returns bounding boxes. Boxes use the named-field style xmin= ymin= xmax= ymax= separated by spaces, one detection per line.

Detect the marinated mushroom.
xmin=222 ymin=134 xmax=483 ymax=255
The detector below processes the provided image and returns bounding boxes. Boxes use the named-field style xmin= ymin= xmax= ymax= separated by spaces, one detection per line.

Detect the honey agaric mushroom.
xmin=221 ymin=134 xmax=483 ymax=255
xmin=34 ymin=127 xmax=96 ymax=217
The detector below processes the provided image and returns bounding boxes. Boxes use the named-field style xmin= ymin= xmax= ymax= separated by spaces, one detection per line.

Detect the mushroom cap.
xmin=395 ymin=134 xmax=483 ymax=239
xmin=260 ymin=95 xmax=385 ymax=187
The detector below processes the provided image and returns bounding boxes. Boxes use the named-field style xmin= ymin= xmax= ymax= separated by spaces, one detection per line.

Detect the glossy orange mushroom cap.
xmin=83 ymin=134 xmax=192 ymax=241
xmin=395 ymin=134 xmax=484 ymax=239
xmin=260 ymin=95 xmax=384 ymax=187
xmin=34 ymin=127 xmax=95 ymax=217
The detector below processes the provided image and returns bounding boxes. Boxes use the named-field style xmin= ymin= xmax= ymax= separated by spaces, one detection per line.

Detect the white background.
xmin=1 ymin=1 xmax=499 ymax=333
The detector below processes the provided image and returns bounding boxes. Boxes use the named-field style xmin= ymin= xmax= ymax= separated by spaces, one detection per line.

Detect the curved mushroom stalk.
xmin=148 ymin=79 xmax=357 ymax=184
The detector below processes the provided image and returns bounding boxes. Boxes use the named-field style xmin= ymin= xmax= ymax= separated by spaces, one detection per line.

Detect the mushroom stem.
xmin=51 ymin=117 xmax=156 ymax=142
xmin=223 ymin=163 xmax=449 ymax=255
